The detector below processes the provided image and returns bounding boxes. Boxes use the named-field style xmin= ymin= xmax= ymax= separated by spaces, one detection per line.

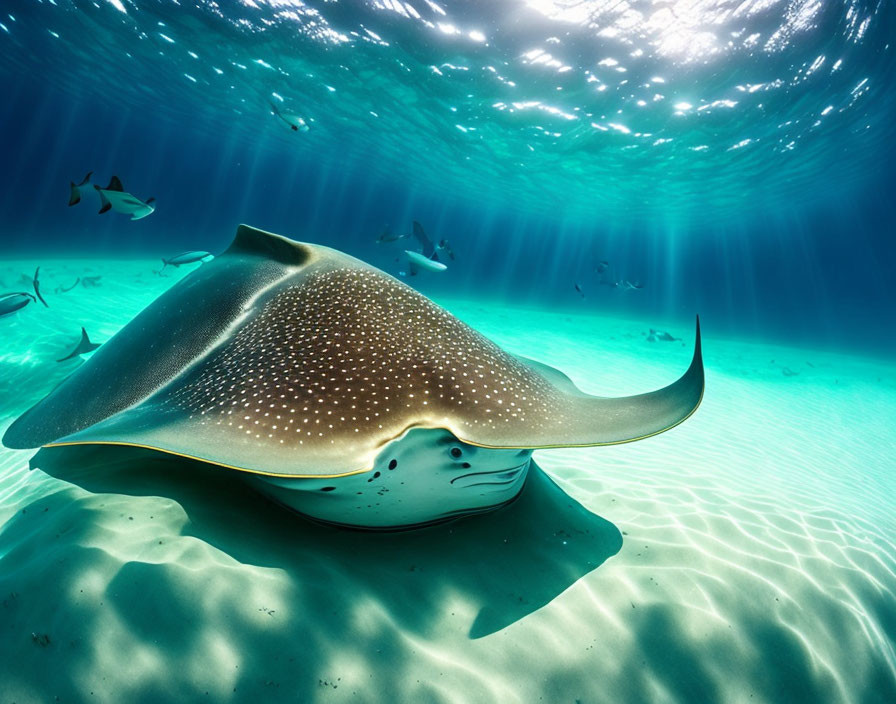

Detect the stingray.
xmin=2 ymin=225 xmax=704 ymax=529
xmin=94 ymin=176 xmax=155 ymax=220
xmin=647 ymin=328 xmax=680 ymax=343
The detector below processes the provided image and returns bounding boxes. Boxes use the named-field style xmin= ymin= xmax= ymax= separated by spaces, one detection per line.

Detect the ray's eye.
xmin=449 ymin=447 xmax=463 ymax=459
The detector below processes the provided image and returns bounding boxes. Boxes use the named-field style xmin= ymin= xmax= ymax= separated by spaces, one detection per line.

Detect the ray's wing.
xmin=3 ymin=226 xmax=311 ymax=453
xmin=4 ymin=226 xmax=704 ymax=479
xmin=490 ymin=321 xmax=704 ymax=449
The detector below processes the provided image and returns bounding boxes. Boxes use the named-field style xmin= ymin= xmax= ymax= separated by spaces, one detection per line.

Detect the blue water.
xmin=2 ymin=4 xmax=896 ymax=702
xmin=1 ymin=1 xmax=895 ymax=353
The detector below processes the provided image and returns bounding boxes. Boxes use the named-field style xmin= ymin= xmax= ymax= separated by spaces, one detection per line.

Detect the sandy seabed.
xmin=0 ymin=259 xmax=894 ymax=703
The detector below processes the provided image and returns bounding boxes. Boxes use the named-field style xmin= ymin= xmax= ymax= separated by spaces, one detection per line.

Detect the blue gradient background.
xmin=1 ymin=0 xmax=894 ymax=353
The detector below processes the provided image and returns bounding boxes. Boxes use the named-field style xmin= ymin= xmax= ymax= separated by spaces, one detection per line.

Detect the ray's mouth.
xmin=450 ymin=461 xmax=531 ymax=489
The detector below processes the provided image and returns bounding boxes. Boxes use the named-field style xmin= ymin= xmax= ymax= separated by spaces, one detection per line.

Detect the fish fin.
xmin=95 ymin=186 xmax=112 ymax=214
xmin=33 ymin=267 xmax=49 ymax=308
xmin=225 ymin=224 xmax=312 ymax=266
xmin=145 ymin=197 xmax=156 ymax=205
xmin=79 ymin=327 xmax=101 ymax=353
xmin=412 ymin=221 xmax=435 ymax=257
xmin=55 ymin=333 xmax=99 ymax=362
xmin=68 ymin=182 xmax=81 ymax=207
xmin=78 ymin=171 xmax=93 ymax=186
xmin=483 ymin=316 xmax=703 ymax=450
xmin=104 ymin=175 xmax=124 ymax=192
xmin=413 ymin=221 xmax=425 ymax=239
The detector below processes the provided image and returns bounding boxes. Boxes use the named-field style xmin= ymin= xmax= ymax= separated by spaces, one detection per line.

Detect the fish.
xmin=649 ymin=329 xmax=680 ymax=342
xmin=376 ymin=226 xmax=408 ymax=244
xmin=404 ymin=249 xmax=447 ymax=275
xmin=269 ymin=101 xmax=310 ymax=132
xmin=68 ymin=171 xmax=93 ymax=206
xmin=0 ymin=292 xmax=36 ymax=318
xmin=405 ymin=221 xmax=448 ymax=274
xmin=2 ymin=225 xmax=704 ymax=530
xmin=596 ymin=260 xmax=609 ymax=274
xmin=57 ymin=327 xmax=102 ymax=363
xmin=81 ymin=276 xmax=102 ymax=288
xmin=159 ymin=251 xmax=214 ymax=272
xmin=94 ymin=176 xmax=155 ymax=220
xmin=32 ymin=267 xmax=48 ymax=308
xmin=574 ymin=282 xmax=585 ymax=298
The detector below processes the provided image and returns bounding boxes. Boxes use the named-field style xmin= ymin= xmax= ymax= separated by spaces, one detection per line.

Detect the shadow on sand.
xmin=29 ymin=445 xmax=622 ymax=639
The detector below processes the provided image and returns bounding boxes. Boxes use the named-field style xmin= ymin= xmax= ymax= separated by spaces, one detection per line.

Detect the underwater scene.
xmin=1 ymin=1 xmax=895 ymax=702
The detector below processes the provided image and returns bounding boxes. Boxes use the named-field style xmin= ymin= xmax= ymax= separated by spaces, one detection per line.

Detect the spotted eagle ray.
xmin=2 ymin=225 xmax=704 ymax=529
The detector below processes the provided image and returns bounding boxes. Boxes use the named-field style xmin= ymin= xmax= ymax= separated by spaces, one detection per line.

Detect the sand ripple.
xmin=0 ymin=263 xmax=894 ymax=702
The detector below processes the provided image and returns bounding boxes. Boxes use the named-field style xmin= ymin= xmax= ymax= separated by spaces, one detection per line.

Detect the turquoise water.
xmin=2 ymin=1 xmax=896 ymax=349
xmin=2 ymin=0 xmax=893 ymax=221
xmin=1 ymin=2 xmax=895 ymax=702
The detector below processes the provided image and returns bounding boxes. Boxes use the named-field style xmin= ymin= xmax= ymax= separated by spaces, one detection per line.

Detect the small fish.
xmin=32 ymin=267 xmax=49 ymax=307
xmin=0 ymin=292 xmax=37 ymax=317
xmin=376 ymin=226 xmax=408 ymax=244
xmin=68 ymin=171 xmax=93 ymax=207
xmin=81 ymin=276 xmax=102 ymax=288
xmin=649 ymin=329 xmax=680 ymax=342
xmin=596 ymin=260 xmax=609 ymax=274
xmin=574 ymin=283 xmax=585 ymax=298
xmin=404 ymin=250 xmax=447 ymax=275
xmin=403 ymin=222 xmax=448 ymax=275
xmin=781 ymin=367 xmax=799 ymax=377
xmin=270 ymin=101 xmax=310 ymax=132
xmin=159 ymin=251 xmax=214 ymax=273
xmin=57 ymin=327 xmax=102 ymax=363
xmin=620 ymin=280 xmax=644 ymax=291
xmin=94 ymin=176 xmax=155 ymax=220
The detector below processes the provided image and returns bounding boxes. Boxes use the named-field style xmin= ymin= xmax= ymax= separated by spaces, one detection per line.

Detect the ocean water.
xmin=1 ymin=2 xmax=895 ymax=703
